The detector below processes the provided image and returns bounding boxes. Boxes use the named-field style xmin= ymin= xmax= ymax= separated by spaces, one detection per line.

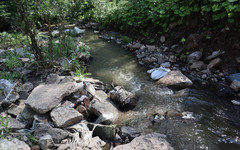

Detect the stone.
xmin=0 ymin=138 xmax=30 ymax=150
xmin=17 ymin=105 xmax=35 ymax=126
xmin=185 ymin=34 xmax=201 ymax=50
xmin=88 ymin=123 xmax=117 ymax=141
xmin=20 ymin=58 xmax=30 ymax=62
xmin=200 ymin=69 xmax=212 ymax=75
xmin=190 ymin=61 xmax=206 ymax=70
xmin=0 ymin=118 xmax=25 ymax=131
xmin=50 ymin=106 xmax=83 ymax=128
xmin=21 ymin=82 xmax=34 ymax=92
xmin=51 ymin=30 xmax=60 ymax=37
xmin=160 ymin=36 xmax=165 ymax=43
xmin=207 ymin=58 xmax=222 ymax=69
xmin=206 ymin=50 xmax=225 ymax=60
xmin=146 ymin=45 xmax=156 ymax=51
xmin=0 ymin=49 xmax=6 ymax=55
xmin=113 ymin=133 xmax=174 ymax=150
xmin=7 ymin=102 xmax=25 ymax=116
xmin=110 ymin=86 xmax=138 ymax=107
xmin=39 ymin=134 xmax=54 ymax=150
xmin=120 ymin=126 xmax=141 ymax=141
xmin=156 ymin=70 xmax=193 ymax=88
xmin=132 ymin=43 xmax=142 ymax=49
xmin=89 ymin=90 xmax=119 ymax=125
xmin=187 ymin=51 xmax=202 ymax=63
xmin=34 ymin=114 xmax=51 ymax=123
xmin=46 ymin=73 xmax=62 ymax=84
xmin=25 ymin=82 xmax=76 ymax=114
xmin=174 ymin=88 xmax=190 ymax=97
xmin=201 ymin=74 xmax=207 ymax=79
xmin=0 ymin=79 xmax=19 ymax=105
xmin=142 ymin=57 xmax=157 ymax=63
xmin=33 ymin=123 xmax=69 ymax=144
xmin=227 ymin=73 xmax=240 ymax=82
xmin=161 ymin=62 xmax=171 ymax=68
xmin=76 ymin=105 xmax=89 ymax=119
xmin=230 ymin=80 xmax=240 ymax=91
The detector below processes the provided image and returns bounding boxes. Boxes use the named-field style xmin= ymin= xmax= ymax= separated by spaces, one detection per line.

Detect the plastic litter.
xmin=147 ymin=66 xmax=170 ymax=80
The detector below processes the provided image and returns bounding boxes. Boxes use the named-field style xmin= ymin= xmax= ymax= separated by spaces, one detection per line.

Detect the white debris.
xmin=147 ymin=66 xmax=170 ymax=80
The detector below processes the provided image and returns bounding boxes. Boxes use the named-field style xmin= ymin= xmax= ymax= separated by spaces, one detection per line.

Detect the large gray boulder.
xmin=110 ymin=86 xmax=138 ymax=107
xmin=25 ymin=82 xmax=76 ymax=114
xmin=39 ymin=134 xmax=54 ymax=150
xmin=0 ymin=138 xmax=30 ymax=150
xmin=0 ymin=118 xmax=25 ymax=131
xmin=90 ymin=90 xmax=119 ymax=124
xmin=113 ymin=133 xmax=174 ymax=150
xmin=50 ymin=106 xmax=83 ymax=128
xmin=156 ymin=71 xmax=192 ymax=88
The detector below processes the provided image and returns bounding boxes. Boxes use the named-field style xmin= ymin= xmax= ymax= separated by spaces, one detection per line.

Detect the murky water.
xmin=81 ymin=31 xmax=240 ymax=150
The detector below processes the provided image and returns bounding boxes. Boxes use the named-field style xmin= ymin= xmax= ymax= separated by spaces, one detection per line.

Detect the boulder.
xmin=33 ymin=123 xmax=68 ymax=144
xmin=207 ymin=58 xmax=222 ymax=69
xmin=50 ymin=106 xmax=83 ymax=128
xmin=88 ymin=123 xmax=116 ymax=141
xmin=0 ymin=138 xmax=30 ymax=150
xmin=21 ymin=82 xmax=34 ymax=92
xmin=89 ymin=90 xmax=119 ymax=124
xmin=119 ymin=126 xmax=141 ymax=141
xmin=156 ymin=70 xmax=193 ymax=88
xmin=230 ymin=80 xmax=240 ymax=91
xmin=132 ymin=43 xmax=142 ymax=49
xmin=190 ymin=61 xmax=206 ymax=70
xmin=110 ymin=86 xmax=138 ymax=107
xmin=46 ymin=73 xmax=62 ymax=84
xmin=0 ymin=118 xmax=25 ymax=131
xmin=25 ymin=82 xmax=76 ymax=114
xmin=39 ymin=134 xmax=54 ymax=150
xmin=113 ymin=133 xmax=174 ymax=150
xmin=187 ymin=51 xmax=202 ymax=63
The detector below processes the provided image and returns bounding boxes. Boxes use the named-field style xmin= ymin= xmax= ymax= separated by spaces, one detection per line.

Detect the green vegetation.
xmin=0 ymin=115 xmax=11 ymax=138
xmin=76 ymin=66 xmax=92 ymax=81
xmin=28 ymin=133 xmax=38 ymax=144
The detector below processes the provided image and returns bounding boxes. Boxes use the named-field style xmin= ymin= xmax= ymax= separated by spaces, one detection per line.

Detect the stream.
xmin=81 ymin=31 xmax=240 ymax=150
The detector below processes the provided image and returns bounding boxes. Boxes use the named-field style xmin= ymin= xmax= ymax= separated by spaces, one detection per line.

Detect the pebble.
xmin=232 ymin=100 xmax=240 ymax=105
xmin=201 ymin=74 xmax=207 ymax=79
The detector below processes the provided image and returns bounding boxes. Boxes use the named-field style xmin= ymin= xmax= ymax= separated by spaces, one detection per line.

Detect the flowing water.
xmin=81 ymin=31 xmax=240 ymax=150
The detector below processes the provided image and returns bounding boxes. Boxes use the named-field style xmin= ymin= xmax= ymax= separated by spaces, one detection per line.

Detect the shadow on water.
xmin=80 ymin=31 xmax=240 ymax=150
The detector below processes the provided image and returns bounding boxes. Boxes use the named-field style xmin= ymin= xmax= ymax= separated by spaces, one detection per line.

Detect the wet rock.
xmin=88 ymin=123 xmax=117 ymax=141
xmin=185 ymin=34 xmax=201 ymax=50
xmin=119 ymin=126 xmax=141 ymax=141
xmin=0 ymin=138 xmax=30 ymax=150
xmin=110 ymin=86 xmax=138 ymax=107
xmin=50 ymin=106 xmax=83 ymax=128
xmin=7 ymin=102 xmax=25 ymax=116
xmin=230 ymin=80 xmax=240 ymax=91
xmin=161 ymin=62 xmax=171 ymax=68
xmin=231 ymin=100 xmax=240 ymax=105
xmin=89 ymin=90 xmax=119 ymax=125
xmin=113 ymin=133 xmax=174 ymax=150
xmin=227 ymin=73 xmax=240 ymax=82
xmin=0 ymin=118 xmax=25 ymax=131
xmin=187 ymin=51 xmax=202 ymax=64
xmin=207 ymin=58 xmax=222 ymax=69
xmin=147 ymin=66 xmax=170 ymax=80
xmin=39 ymin=134 xmax=54 ymax=150
xmin=25 ymin=82 xmax=76 ymax=114
xmin=33 ymin=123 xmax=68 ymax=144
xmin=156 ymin=70 xmax=193 ymax=88
xmin=190 ymin=61 xmax=206 ymax=70
xmin=206 ymin=50 xmax=225 ymax=60
xmin=174 ymin=88 xmax=190 ymax=97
